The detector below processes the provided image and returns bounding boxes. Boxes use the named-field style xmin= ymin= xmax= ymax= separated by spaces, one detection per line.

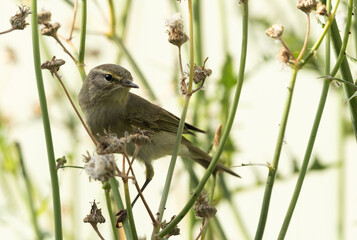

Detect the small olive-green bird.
xmin=78 ymin=64 xmax=239 ymax=191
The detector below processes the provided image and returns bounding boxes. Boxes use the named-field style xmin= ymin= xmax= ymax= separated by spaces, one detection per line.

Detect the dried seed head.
xmin=38 ymin=10 xmax=51 ymax=24
xmin=165 ymin=13 xmax=188 ymax=47
xmin=315 ymin=2 xmax=327 ymax=16
xmin=96 ymin=130 xmax=126 ymax=155
xmin=83 ymin=200 xmax=106 ymax=224
xmin=9 ymin=5 xmax=31 ymax=30
xmin=83 ymin=152 xmax=116 ymax=183
xmin=296 ymin=0 xmax=317 ymax=14
xmin=194 ymin=192 xmax=217 ymax=219
xmin=265 ymin=24 xmax=284 ymax=39
xmin=161 ymin=216 xmax=180 ymax=238
xmin=193 ymin=63 xmax=212 ymax=84
xmin=40 ymin=22 xmax=60 ymax=37
xmin=129 ymin=126 xmax=154 ymax=146
xmin=41 ymin=56 xmax=65 ymax=74
xmin=278 ymin=47 xmax=293 ymax=65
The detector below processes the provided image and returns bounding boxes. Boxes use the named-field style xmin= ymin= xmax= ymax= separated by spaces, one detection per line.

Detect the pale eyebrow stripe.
xmin=95 ymin=69 xmax=122 ymax=79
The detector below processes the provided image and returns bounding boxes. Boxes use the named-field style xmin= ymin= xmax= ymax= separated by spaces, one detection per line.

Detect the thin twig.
xmin=90 ymin=223 xmax=105 ymax=240
xmin=196 ymin=218 xmax=210 ymax=240
xmin=53 ymin=35 xmax=78 ymax=63
xmin=67 ymin=0 xmax=78 ymax=41
xmin=0 ymin=28 xmax=15 ymax=35
xmin=52 ymin=71 xmax=97 ymax=145
xmin=123 ymin=146 xmax=157 ymax=224
xmin=296 ymin=13 xmax=311 ymax=63
xmin=279 ymin=38 xmax=296 ymax=61
xmin=178 ymin=46 xmax=188 ymax=94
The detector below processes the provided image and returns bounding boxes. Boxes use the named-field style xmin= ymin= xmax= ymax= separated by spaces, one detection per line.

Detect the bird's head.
xmin=86 ymin=64 xmax=139 ymax=93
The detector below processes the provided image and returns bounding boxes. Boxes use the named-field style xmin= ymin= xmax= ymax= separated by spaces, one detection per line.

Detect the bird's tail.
xmin=183 ymin=138 xmax=240 ymax=178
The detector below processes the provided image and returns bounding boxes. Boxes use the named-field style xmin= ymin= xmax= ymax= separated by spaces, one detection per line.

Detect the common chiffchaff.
xmin=78 ymin=64 xmax=239 ymax=189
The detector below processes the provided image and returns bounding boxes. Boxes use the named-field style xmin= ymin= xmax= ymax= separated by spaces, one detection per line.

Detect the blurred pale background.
xmin=0 ymin=0 xmax=356 ymax=239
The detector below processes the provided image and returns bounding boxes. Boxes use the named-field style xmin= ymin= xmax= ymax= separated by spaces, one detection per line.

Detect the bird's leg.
xmin=126 ymin=161 xmax=157 ymax=225
xmin=131 ymin=162 xmax=154 ymax=206
xmin=131 ymin=177 xmax=151 ymax=206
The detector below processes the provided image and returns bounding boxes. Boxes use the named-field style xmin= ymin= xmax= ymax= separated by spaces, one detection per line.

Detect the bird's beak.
xmin=122 ymin=79 xmax=139 ymax=88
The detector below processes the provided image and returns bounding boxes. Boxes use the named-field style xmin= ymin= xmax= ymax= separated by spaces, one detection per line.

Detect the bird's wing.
xmin=125 ymin=93 xmax=205 ymax=134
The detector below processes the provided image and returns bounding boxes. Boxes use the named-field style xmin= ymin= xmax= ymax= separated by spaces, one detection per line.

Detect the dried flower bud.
xmin=265 ymin=24 xmax=284 ymax=39
xmin=56 ymin=156 xmax=67 ymax=170
xmin=165 ymin=13 xmax=188 ymax=47
xmin=194 ymin=192 xmax=217 ymax=219
xmin=38 ymin=10 xmax=51 ymax=24
xmin=213 ymin=124 xmax=222 ymax=148
xmin=130 ymin=126 xmax=154 ymax=146
xmin=41 ymin=56 xmax=65 ymax=74
xmin=40 ymin=22 xmax=60 ymax=37
xmin=296 ymin=0 xmax=317 ymax=14
xmin=83 ymin=152 xmax=116 ymax=183
xmin=315 ymin=2 xmax=327 ymax=16
xmin=83 ymin=200 xmax=106 ymax=224
xmin=115 ymin=209 xmax=128 ymax=228
xmin=278 ymin=47 xmax=293 ymax=65
xmin=9 ymin=5 xmax=31 ymax=30
xmin=193 ymin=64 xmax=212 ymax=84
xmin=161 ymin=216 xmax=180 ymax=238
xmin=96 ymin=131 xmax=126 ymax=155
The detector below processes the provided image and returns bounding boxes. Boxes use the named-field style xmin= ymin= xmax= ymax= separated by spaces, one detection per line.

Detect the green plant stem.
xmin=154 ymin=1 xmax=196 ymax=236
xmin=158 ymin=2 xmax=249 ymax=238
xmin=331 ymin=20 xmax=357 ymax=141
xmin=109 ymin=178 xmax=132 ymax=239
xmin=278 ymin=1 xmax=353 ymax=238
xmin=78 ymin=0 xmax=87 ymax=80
xmin=254 ymin=68 xmax=298 ymax=240
xmin=123 ymin=179 xmax=138 ymax=240
xmin=354 ymin=0 xmax=357 ymax=57
xmin=278 ymin=79 xmax=330 ymax=239
xmin=104 ymin=188 xmax=119 ymax=240
xmin=108 ymin=0 xmax=116 ymax=35
xmin=193 ymin=0 xmax=203 ymax=64
xmin=154 ymin=95 xmax=191 ymax=237
xmin=31 ymin=1 xmax=63 ymax=239
xmin=109 ymin=34 xmax=157 ymax=101
xmin=16 ymin=143 xmax=43 ymax=240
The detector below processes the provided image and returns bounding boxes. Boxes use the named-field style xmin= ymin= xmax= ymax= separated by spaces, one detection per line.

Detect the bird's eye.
xmin=105 ymin=74 xmax=113 ymax=81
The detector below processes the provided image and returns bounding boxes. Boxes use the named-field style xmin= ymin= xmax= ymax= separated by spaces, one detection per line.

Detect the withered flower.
xmin=83 ymin=200 xmax=106 ymax=224
xmin=9 ymin=5 xmax=31 ymax=30
xmin=297 ymin=0 xmax=317 ymax=14
xmin=315 ymin=2 xmax=327 ymax=16
xmin=83 ymin=152 xmax=116 ymax=183
xmin=38 ymin=10 xmax=51 ymax=24
xmin=193 ymin=63 xmax=212 ymax=84
xmin=40 ymin=56 xmax=65 ymax=75
xmin=265 ymin=24 xmax=284 ymax=39
xmin=161 ymin=216 xmax=180 ymax=238
xmin=278 ymin=47 xmax=293 ymax=65
xmin=83 ymin=200 xmax=105 ymax=240
xmin=194 ymin=192 xmax=217 ymax=219
xmin=40 ymin=22 xmax=60 ymax=37
xmin=130 ymin=126 xmax=154 ymax=146
xmin=96 ymin=130 xmax=126 ymax=155
xmin=165 ymin=13 xmax=188 ymax=47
